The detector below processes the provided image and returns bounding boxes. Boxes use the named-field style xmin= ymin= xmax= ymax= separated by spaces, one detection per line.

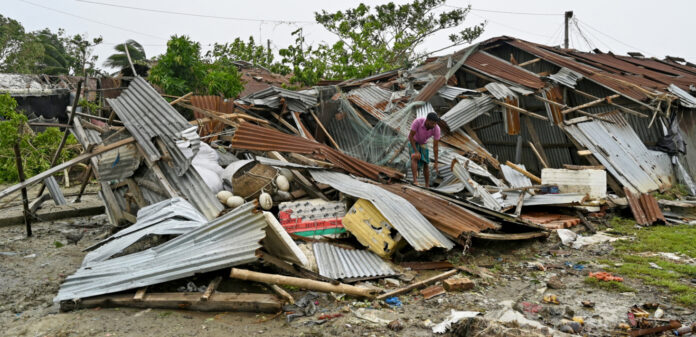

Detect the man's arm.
xmin=409 ymin=130 xmax=420 ymax=160
xmin=433 ymin=139 xmax=439 ymax=172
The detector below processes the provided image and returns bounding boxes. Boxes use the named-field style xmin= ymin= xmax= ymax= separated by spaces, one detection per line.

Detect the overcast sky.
xmin=5 ymin=0 xmax=695 ymax=72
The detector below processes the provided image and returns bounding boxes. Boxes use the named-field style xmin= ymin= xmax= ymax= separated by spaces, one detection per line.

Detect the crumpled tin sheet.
xmin=313 ymin=242 xmax=396 ymax=280
xmin=309 ymin=170 xmax=454 ymax=251
xmin=54 ymin=202 xmax=266 ymax=302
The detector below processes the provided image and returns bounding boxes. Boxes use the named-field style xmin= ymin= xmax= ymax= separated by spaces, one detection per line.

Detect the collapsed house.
xmin=1 ymin=35 xmax=695 ymax=312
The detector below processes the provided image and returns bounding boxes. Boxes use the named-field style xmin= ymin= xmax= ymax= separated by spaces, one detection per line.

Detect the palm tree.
xmin=104 ymin=39 xmax=146 ymax=69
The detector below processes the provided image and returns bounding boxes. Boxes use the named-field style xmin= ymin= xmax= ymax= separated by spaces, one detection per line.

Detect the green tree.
xmin=150 ymin=35 xmax=243 ymax=98
xmin=207 ymin=36 xmax=289 ymax=75
xmin=281 ymin=0 xmax=485 ymax=85
xmin=104 ymin=39 xmax=146 ymax=69
xmin=0 ymin=15 xmax=43 ymax=73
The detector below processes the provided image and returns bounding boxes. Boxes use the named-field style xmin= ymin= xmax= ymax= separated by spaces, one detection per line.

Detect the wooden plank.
xmin=0 ymin=200 xmax=104 ymax=227
xmin=563 ymin=164 xmax=605 ymax=170
xmin=376 ymin=269 xmax=458 ymax=300
xmin=133 ymin=287 xmax=147 ymax=301
xmin=471 ymin=231 xmax=549 ymax=240
xmin=561 ymin=94 xmax=620 ymax=115
xmin=177 ymin=102 xmax=239 ymax=128
xmin=505 ymin=161 xmax=542 ymax=184
xmin=518 ymin=57 xmax=541 ymax=67
xmin=0 ymin=137 xmax=136 ymax=201
xmin=169 ymin=92 xmax=193 ymax=106
xmin=570 ymin=88 xmax=648 ymax=118
xmin=230 ymin=268 xmax=376 ymax=298
xmin=61 ymin=292 xmax=282 ymax=313
xmin=268 ymin=284 xmax=294 ymax=305
xmin=577 ymin=150 xmax=593 ymax=156
xmin=528 ymin=141 xmax=549 ymax=169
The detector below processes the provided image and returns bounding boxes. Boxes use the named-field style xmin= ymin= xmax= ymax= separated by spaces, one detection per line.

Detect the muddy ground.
xmin=1 ymin=195 xmax=695 ymax=336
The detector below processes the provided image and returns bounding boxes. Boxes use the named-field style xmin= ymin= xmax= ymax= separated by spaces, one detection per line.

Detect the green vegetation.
xmin=598 ymin=216 xmax=696 ymax=306
xmin=207 ymin=36 xmax=290 ymax=75
xmin=583 ymin=277 xmax=636 ymax=293
xmin=149 ymin=35 xmax=243 ymax=98
xmin=0 ymin=94 xmax=79 ymax=183
xmin=279 ymin=0 xmax=485 ymax=85
xmin=652 ymin=184 xmax=690 ymax=201
xmin=0 ymin=15 xmax=102 ymax=76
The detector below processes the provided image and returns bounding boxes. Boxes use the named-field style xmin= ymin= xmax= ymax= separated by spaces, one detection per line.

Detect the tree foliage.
xmin=149 ymin=35 xmax=243 ymax=98
xmin=280 ymin=0 xmax=485 ymax=85
xmin=207 ymin=37 xmax=289 ymax=75
xmin=104 ymin=39 xmax=146 ymax=69
xmin=0 ymin=94 xmax=78 ymax=183
xmin=0 ymin=15 xmax=102 ymax=76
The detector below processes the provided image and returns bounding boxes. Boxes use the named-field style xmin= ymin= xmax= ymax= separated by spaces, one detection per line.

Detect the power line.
xmin=572 ymin=18 xmax=595 ymax=51
xmin=468 ymin=12 xmax=555 ymax=39
xmin=445 ymin=4 xmax=561 ymax=16
xmin=18 ymin=0 xmax=165 ymax=40
xmin=575 ymin=19 xmax=654 ymax=57
xmin=546 ymin=22 xmax=564 ymax=46
xmin=75 ymin=0 xmax=316 ymax=25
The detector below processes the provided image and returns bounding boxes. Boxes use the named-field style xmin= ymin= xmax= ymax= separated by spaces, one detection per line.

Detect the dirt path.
xmin=1 ymin=215 xmax=694 ymax=337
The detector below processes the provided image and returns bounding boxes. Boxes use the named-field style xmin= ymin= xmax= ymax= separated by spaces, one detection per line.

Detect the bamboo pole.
xmin=376 ymin=269 xmax=458 ymax=300
xmin=229 ymin=268 xmax=376 ymax=298
xmin=493 ymin=100 xmax=549 ymax=121
xmin=309 ymin=109 xmax=341 ymax=150
xmin=561 ymin=94 xmax=620 ymax=115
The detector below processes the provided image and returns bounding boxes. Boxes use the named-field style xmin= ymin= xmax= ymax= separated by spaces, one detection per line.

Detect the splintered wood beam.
xmin=309 ymin=110 xmax=341 ymax=150
xmin=528 ymin=141 xmax=549 ymax=168
xmin=169 ymin=92 xmax=193 ymax=106
xmin=561 ymin=94 xmax=620 ymax=115
xmin=569 ymin=88 xmax=648 ymax=118
xmin=518 ymin=57 xmax=541 ymax=67
xmin=61 ymin=292 xmax=282 ymax=313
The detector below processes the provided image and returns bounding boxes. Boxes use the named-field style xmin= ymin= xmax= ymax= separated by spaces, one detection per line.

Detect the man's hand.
xmin=412 ymin=152 xmax=421 ymax=161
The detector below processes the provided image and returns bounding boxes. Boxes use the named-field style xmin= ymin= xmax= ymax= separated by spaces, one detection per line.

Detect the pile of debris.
xmin=1 ymin=35 xmax=695 ymax=334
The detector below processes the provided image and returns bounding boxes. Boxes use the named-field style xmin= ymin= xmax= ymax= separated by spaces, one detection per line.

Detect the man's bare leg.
xmin=411 ymin=156 xmax=420 ymax=186
xmin=423 ymin=163 xmax=430 ymax=188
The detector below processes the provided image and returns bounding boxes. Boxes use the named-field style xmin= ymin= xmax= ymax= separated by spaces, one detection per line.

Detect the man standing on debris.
xmin=409 ymin=112 xmax=440 ymax=187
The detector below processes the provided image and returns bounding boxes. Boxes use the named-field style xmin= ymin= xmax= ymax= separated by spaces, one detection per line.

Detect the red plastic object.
xmin=278 ymin=210 xmax=344 ymax=235
xmin=588 ymin=271 xmax=624 ymax=282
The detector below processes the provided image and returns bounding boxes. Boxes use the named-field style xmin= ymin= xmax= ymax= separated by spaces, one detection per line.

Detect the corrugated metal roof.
xmin=624 ymin=187 xmax=666 ymax=225
xmin=379 ymin=184 xmax=500 ymax=238
xmin=440 ymin=96 xmax=495 ymax=131
xmin=501 ymin=164 xmax=532 ymax=188
xmin=231 ymin=121 xmax=404 ymax=180
xmin=451 ymin=160 xmax=502 ymax=211
xmin=563 ymin=111 xmax=673 ymax=194
xmin=313 ymin=242 xmax=396 ymax=280
xmin=96 ymin=143 xmax=141 ymax=182
xmin=82 ymin=197 xmax=207 ymax=265
xmin=437 ymin=85 xmax=478 ymax=101
xmin=107 ymin=77 xmax=200 ymax=176
xmin=54 ymin=202 xmax=266 ymax=302
xmin=44 ymin=176 xmax=66 ymax=205
xmin=415 ymin=102 xmax=435 ymax=119
xmin=464 ymin=51 xmax=545 ymax=89
xmin=346 ymin=85 xmax=393 ymax=117
xmin=413 ymin=76 xmax=447 ymax=102
xmin=158 ymin=160 xmax=224 ymax=221
xmin=547 ymin=67 xmax=583 ymax=87
xmin=667 ymin=84 xmax=696 ymax=108
xmin=309 ymin=170 xmax=455 ymax=251
xmin=485 ymin=83 xmax=517 ymax=100
xmin=236 ymin=86 xmax=317 ymax=112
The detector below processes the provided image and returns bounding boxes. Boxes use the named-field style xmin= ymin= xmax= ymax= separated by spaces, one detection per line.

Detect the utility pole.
xmin=564 ymin=11 xmax=573 ymax=49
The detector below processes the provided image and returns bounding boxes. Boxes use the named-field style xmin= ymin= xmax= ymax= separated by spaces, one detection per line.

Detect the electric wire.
xmin=75 ymin=0 xmax=316 ymax=24
xmin=18 ymin=0 xmax=165 ymax=40
xmin=575 ymin=18 xmax=655 ymax=57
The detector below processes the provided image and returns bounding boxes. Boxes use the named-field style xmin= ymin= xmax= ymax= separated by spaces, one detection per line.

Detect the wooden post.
xmin=74 ymin=164 xmax=93 ymax=203
xmin=505 ymin=161 xmax=542 ymax=184
xmin=37 ymin=80 xmax=83 ymax=198
xmin=376 ymin=269 xmax=458 ymax=300
xmin=13 ymin=143 xmax=32 ymax=237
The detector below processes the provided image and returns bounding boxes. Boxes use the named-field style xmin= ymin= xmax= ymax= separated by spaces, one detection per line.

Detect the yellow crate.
xmin=342 ymin=199 xmax=405 ymax=258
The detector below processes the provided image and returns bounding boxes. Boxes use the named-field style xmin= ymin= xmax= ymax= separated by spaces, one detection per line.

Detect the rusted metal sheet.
xmin=624 ymin=187 xmax=665 ymax=225
xmin=464 ymin=51 xmax=544 ymax=89
xmin=505 ymin=39 xmax=653 ymax=103
xmin=413 ymin=76 xmax=447 ymax=102
xmin=190 ymin=95 xmax=234 ymax=141
xmin=380 ymin=183 xmax=500 ymax=240
xmin=440 ymin=130 xmax=500 ymax=169
xmin=542 ymin=86 xmax=564 ymax=124
xmin=231 ymin=121 xmax=403 ymax=180
xmin=345 ymin=85 xmax=392 ymax=120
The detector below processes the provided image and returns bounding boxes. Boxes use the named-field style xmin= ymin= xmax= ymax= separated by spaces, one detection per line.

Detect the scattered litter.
xmin=588 ymin=272 xmax=624 ymax=282
xmin=649 ymin=262 xmax=663 ymax=270
xmin=432 ymin=310 xmax=480 ymax=334
xmin=384 ymin=297 xmax=402 ymax=307
xmin=542 ymin=294 xmax=560 ymax=304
